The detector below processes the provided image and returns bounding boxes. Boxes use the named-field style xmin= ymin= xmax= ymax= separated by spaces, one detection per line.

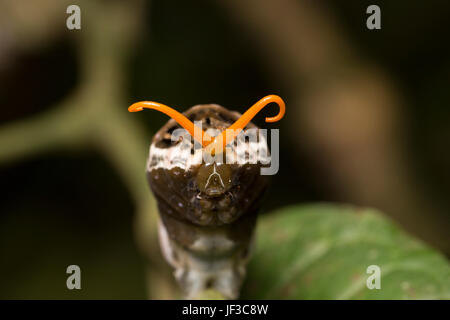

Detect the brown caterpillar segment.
xmin=146 ymin=104 xmax=271 ymax=299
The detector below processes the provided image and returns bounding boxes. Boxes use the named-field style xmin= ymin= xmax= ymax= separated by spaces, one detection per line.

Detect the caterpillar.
xmin=129 ymin=95 xmax=285 ymax=299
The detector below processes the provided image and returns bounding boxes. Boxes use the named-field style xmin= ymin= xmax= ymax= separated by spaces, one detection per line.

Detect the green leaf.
xmin=241 ymin=204 xmax=450 ymax=299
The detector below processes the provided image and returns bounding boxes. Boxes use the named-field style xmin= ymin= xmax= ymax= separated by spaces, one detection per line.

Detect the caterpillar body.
xmin=129 ymin=95 xmax=285 ymax=298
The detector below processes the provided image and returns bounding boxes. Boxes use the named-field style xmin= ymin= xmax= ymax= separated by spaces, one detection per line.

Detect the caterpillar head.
xmin=129 ymin=95 xmax=285 ymax=227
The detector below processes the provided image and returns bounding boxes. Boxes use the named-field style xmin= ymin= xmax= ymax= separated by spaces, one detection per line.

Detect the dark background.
xmin=0 ymin=0 xmax=449 ymax=298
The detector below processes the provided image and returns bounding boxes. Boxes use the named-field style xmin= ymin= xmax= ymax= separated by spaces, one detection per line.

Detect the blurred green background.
xmin=0 ymin=0 xmax=449 ymax=299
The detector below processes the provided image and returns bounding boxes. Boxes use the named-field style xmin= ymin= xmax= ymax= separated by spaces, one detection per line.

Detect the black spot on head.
xmin=156 ymin=138 xmax=173 ymax=148
xmin=154 ymin=125 xmax=184 ymax=148
xmin=167 ymin=126 xmax=178 ymax=135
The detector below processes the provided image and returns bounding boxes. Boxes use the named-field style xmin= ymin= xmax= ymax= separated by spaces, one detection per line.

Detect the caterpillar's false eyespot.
xmin=128 ymin=94 xmax=285 ymax=151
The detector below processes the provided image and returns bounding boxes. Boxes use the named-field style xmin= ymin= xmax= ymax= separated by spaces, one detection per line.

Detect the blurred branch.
xmin=0 ymin=101 xmax=84 ymax=164
xmin=0 ymin=0 xmax=177 ymax=298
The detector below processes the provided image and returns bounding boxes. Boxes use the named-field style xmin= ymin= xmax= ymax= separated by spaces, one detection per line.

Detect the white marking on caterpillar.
xmin=157 ymin=220 xmax=252 ymax=299
xmin=147 ymin=129 xmax=270 ymax=171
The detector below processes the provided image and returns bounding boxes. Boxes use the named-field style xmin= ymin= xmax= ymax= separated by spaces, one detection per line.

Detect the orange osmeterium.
xmin=128 ymin=101 xmax=213 ymax=144
xmin=128 ymin=94 xmax=285 ymax=153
